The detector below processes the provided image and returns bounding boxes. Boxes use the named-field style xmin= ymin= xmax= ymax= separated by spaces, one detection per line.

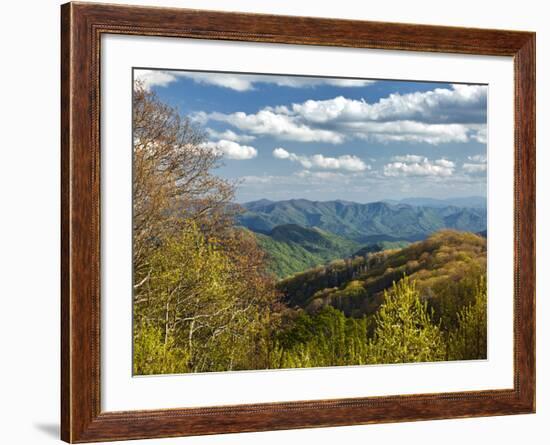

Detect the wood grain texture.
xmin=60 ymin=2 xmax=536 ymax=442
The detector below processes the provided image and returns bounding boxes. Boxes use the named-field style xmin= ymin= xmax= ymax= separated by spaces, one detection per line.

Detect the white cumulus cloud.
xmin=289 ymin=84 xmax=487 ymax=124
xmin=462 ymin=153 xmax=487 ymax=175
xmin=176 ymin=72 xmax=255 ymax=92
xmin=468 ymin=154 xmax=487 ymax=163
xmin=273 ymin=147 xmax=291 ymax=159
xmin=199 ymin=91 xmax=486 ymax=145
xmin=384 ymin=156 xmax=455 ymax=177
xmin=206 ymin=128 xmax=256 ymax=143
xmin=310 ymin=154 xmax=368 ymax=171
xmin=435 ymin=158 xmax=455 ymax=168
xmin=135 ymin=69 xmax=376 ymax=92
xmin=460 ymin=125 xmax=487 ymax=145
xmin=462 ymin=163 xmax=487 ymax=173
xmin=345 ymin=120 xmax=477 ymax=145
xmin=204 ymin=110 xmax=344 ymax=144
xmin=202 ymin=139 xmax=257 ymax=160
xmin=391 ymin=154 xmax=427 ymax=163
xmin=134 ymin=70 xmax=177 ymax=90
xmin=137 ymin=70 xmax=487 ymax=147
xmin=273 ymin=148 xmax=369 ymax=172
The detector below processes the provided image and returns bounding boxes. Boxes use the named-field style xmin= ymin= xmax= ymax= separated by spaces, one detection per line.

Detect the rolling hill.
xmin=352 ymin=240 xmax=411 ymax=257
xmin=277 ymin=230 xmax=487 ymax=318
xmin=253 ymin=224 xmax=360 ymax=278
xmin=238 ymin=199 xmax=486 ymax=243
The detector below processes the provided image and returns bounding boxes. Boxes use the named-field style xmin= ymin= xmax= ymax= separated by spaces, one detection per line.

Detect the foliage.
xmin=368 ymin=277 xmax=445 ymax=363
xmin=269 ymin=276 xmax=454 ymax=367
xmin=271 ymin=306 xmax=371 ymax=368
xmin=278 ymin=230 xmax=486 ymax=323
xmin=352 ymin=240 xmax=410 ymax=257
xmin=447 ymin=276 xmax=487 ymax=360
xmin=253 ymin=224 xmax=360 ymax=278
xmin=132 ymin=84 xmax=235 ymax=305
xmin=133 ymin=320 xmax=190 ymax=375
xmin=132 ymin=85 xmax=279 ymax=374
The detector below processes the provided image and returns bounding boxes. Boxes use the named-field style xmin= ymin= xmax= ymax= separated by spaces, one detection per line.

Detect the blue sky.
xmin=135 ymin=69 xmax=487 ymax=204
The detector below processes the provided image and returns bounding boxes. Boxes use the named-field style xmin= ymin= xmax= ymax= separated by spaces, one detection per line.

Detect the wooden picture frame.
xmin=61 ymin=2 xmax=535 ymax=442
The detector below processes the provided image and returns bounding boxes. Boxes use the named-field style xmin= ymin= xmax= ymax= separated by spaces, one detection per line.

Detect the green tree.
xmin=134 ymin=221 xmax=278 ymax=374
xmin=132 ymin=83 xmax=235 ymax=310
xmin=368 ymin=277 xmax=445 ymax=364
xmin=448 ymin=276 xmax=487 ymax=360
xmin=272 ymin=306 xmax=371 ymax=369
xmin=133 ymin=320 xmax=190 ymax=375
xmin=132 ymin=83 xmax=280 ymax=375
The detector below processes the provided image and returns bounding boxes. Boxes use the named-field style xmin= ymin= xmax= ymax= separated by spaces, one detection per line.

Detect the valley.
xmin=237 ymin=198 xmax=486 ymax=279
xmin=233 ymin=198 xmax=488 ymax=366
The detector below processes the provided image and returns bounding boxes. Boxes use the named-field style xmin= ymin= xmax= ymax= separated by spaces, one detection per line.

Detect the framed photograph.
xmin=61 ymin=2 xmax=535 ymax=442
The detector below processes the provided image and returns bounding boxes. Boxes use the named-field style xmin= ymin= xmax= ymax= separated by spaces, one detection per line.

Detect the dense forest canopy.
xmin=132 ymin=84 xmax=487 ymax=375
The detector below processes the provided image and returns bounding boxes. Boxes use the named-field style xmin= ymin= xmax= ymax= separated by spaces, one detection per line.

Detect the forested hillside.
xmin=352 ymin=240 xmax=411 ymax=257
xmin=252 ymin=224 xmax=360 ymax=278
xmin=278 ymin=230 xmax=486 ymax=320
xmin=273 ymin=230 xmax=487 ymax=365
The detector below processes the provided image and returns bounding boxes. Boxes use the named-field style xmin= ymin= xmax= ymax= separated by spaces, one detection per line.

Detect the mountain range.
xmin=237 ymin=198 xmax=487 ymax=243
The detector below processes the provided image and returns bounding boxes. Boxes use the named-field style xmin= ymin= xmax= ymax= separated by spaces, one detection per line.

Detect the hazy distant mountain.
xmin=240 ymin=198 xmax=275 ymax=211
xmin=238 ymin=199 xmax=487 ymax=243
xmin=395 ymin=196 xmax=486 ymax=208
